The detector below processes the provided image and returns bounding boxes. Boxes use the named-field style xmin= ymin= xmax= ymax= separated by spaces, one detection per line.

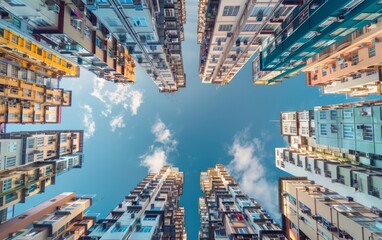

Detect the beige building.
xmin=0 ymin=192 xmax=94 ymax=240
xmin=279 ymin=177 xmax=382 ymax=240
xmin=304 ymin=18 xmax=382 ymax=97
xmin=199 ymin=164 xmax=285 ymax=239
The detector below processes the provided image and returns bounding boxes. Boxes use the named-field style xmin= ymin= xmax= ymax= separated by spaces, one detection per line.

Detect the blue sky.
xmin=9 ymin=0 xmax=380 ymax=239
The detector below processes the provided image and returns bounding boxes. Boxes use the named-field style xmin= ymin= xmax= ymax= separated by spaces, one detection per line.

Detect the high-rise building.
xmin=0 ymin=24 xmax=78 ymax=125
xmin=84 ymin=0 xmax=186 ymax=92
xmin=197 ymin=0 xmax=297 ymax=84
xmin=0 ymin=154 xmax=83 ymax=221
xmin=82 ymin=165 xmax=186 ymax=239
xmin=279 ymin=99 xmax=382 ymax=168
xmin=276 ymin=100 xmax=382 ymax=210
xmin=0 ymin=130 xmax=83 ymax=170
xmin=279 ymin=177 xmax=382 ymax=240
xmin=253 ymin=0 xmax=382 ymax=86
xmin=0 ymin=0 xmax=136 ymax=84
xmin=0 ymin=192 xmax=95 ymax=239
xmin=303 ymin=17 xmax=382 ymax=97
xmin=199 ymin=164 xmax=285 ymax=240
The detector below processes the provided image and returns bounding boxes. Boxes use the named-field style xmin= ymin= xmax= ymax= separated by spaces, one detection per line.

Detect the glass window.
xmin=330 ymin=110 xmax=337 ymax=120
xmin=343 ymin=109 xmax=353 ymax=119
xmin=368 ymin=45 xmax=376 ymax=58
xmin=2 ymin=179 xmax=12 ymax=191
xmin=136 ymin=226 xmax=152 ymax=233
xmin=361 ymin=124 xmax=373 ymax=141
xmin=131 ymin=17 xmax=147 ymax=27
xmin=330 ymin=124 xmax=338 ymax=133
xmin=27 ymin=153 xmax=34 ymax=163
xmin=320 ymin=124 xmax=327 ymax=135
xmin=242 ymin=24 xmax=259 ymax=32
xmin=60 ymin=147 xmax=66 ymax=154
xmin=218 ymin=24 xmax=233 ymax=31
xmin=237 ymin=228 xmax=248 ymax=234
xmin=37 ymin=137 xmax=44 ymax=146
xmin=111 ymin=225 xmax=128 ymax=232
xmin=223 ymin=6 xmax=240 ymax=16
xmin=7 ymin=142 xmax=17 ymax=153
xmin=319 ymin=111 xmax=326 ymax=120
xmin=343 ymin=124 xmax=354 ymax=139
xmin=6 ymin=156 xmax=16 ymax=168
xmin=144 ymin=214 xmax=157 ymax=221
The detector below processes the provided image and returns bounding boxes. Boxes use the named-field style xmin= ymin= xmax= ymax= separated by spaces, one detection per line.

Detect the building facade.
xmin=0 ymin=154 xmax=83 ymax=221
xmin=197 ymin=0 xmax=299 ymax=84
xmin=84 ymin=0 xmax=186 ymax=92
xmin=0 ymin=130 xmax=83 ymax=170
xmin=82 ymin=165 xmax=186 ymax=239
xmin=0 ymin=0 xmax=136 ymax=84
xmin=279 ymin=177 xmax=382 ymax=240
xmin=280 ymin=99 xmax=382 ymax=168
xmin=304 ymin=17 xmax=382 ymax=97
xmin=199 ymin=164 xmax=285 ymax=240
xmin=0 ymin=192 xmax=95 ymax=239
xmin=253 ymin=0 xmax=382 ymax=86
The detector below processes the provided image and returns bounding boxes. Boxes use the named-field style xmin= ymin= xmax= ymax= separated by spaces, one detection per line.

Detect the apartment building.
xmin=0 ymin=130 xmax=83 ymax=170
xmin=0 ymin=192 xmax=95 ymax=239
xmin=304 ymin=17 xmax=382 ymax=97
xmin=0 ymin=154 xmax=83 ymax=221
xmin=279 ymin=177 xmax=382 ymax=240
xmin=84 ymin=0 xmax=186 ymax=92
xmin=0 ymin=0 xmax=136 ymax=84
xmin=198 ymin=0 xmax=298 ymax=84
xmin=199 ymin=164 xmax=285 ymax=240
xmin=275 ymin=148 xmax=382 ymax=209
xmin=82 ymin=165 xmax=187 ymax=239
xmin=280 ymin=99 xmax=382 ymax=168
xmin=254 ymin=0 xmax=382 ymax=85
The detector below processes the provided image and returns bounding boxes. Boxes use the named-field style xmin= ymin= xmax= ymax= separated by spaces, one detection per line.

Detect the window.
xmin=7 ymin=142 xmax=17 ymax=153
xmin=136 ymin=226 xmax=152 ymax=233
xmin=46 ymin=166 xmax=51 ymax=176
xmin=242 ymin=24 xmax=259 ymax=32
xmin=223 ymin=6 xmax=240 ymax=16
xmin=6 ymin=156 xmax=16 ymax=168
xmin=237 ymin=228 xmax=248 ymax=234
xmin=48 ymin=136 xmax=54 ymax=144
xmin=96 ymin=36 xmax=102 ymax=49
xmin=215 ymin=37 xmax=227 ymax=43
xmin=361 ymin=124 xmax=373 ymax=141
xmin=5 ymin=193 xmax=17 ymax=204
xmin=330 ymin=110 xmax=337 ymax=120
xmin=37 ymin=137 xmax=44 ymax=146
xmin=144 ymin=214 xmax=157 ymax=221
xmin=36 ymin=152 xmax=43 ymax=160
xmin=218 ymin=24 xmax=232 ymax=31
xmin=320 ymin=124 xmax=327 ymax=135
xmin=368 ymin=45 xmax=376 ymax=58
xmin=4 ymin=0 xmax=25 ymax=6
xmin=11 ymin=35 xmax=18 ymax=44
xmin=319 ymin=111 xmax=326 ymax=120
xmin=111 ymin=225 xmax=128 ymax=232
xmin=343 ymin=124 xmax=354 ymax=139
xmin=330 ymin=124 xmax=338 ymax=133
xmin=343 ymin=109 xmax=353 ymax=119
xmin=60 ymin=147 xmax=66 ymax=154
xmin=213 ymin=46 xmax=223 ymax=51
xmin=131 ymin=17 xmax=147 ymax=27
xmin=2 ymin=179 xmax=12 ymax=191
xmin=60 ymin=133 xmax=67 ymax=142
xmin=27 ymin=153 xmax=34 ymax=163
xmin=301 ymin=127 xmax=309 ymax=135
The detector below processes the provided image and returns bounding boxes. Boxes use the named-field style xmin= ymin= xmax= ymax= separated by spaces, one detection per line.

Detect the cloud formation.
xmin=140 ymin=118 xmax=177 ymax=173
xmin=226 ymin=130 xmax=279 ymax=219
xmin=110 ymin=114 xmax=126 ymax=132
xmin=81 ymin=105 xmax=96 ymax=140
xmin=90 ymin=77 xmax=144 ymax=117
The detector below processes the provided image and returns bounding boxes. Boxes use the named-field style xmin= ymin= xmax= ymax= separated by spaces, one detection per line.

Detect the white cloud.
xmin=81 ymin=105 xmax=96 ymax=140
xmin=140 ymin=118 xmax=177 ymax=173
xmin=226 ymin=130 xmax=279 ymax=219
xmin=110 ymin=114 xmax=126 ymax=132
xmin=151 ymin=118 xmax=177 ymax=146
xmin=140 ymin=147 xmax=167 ymax=173
xmin=90 ymin=77 xmax=143 ymax=117
xmin=128 ymin=90 xmax=143 ymax=115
